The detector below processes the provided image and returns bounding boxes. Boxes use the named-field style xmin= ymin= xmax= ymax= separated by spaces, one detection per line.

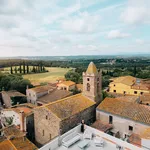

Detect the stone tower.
xmin=83 ymin=62 xmax=102 ymax=105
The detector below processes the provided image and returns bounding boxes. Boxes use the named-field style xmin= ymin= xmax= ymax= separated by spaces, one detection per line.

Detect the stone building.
xmin=96 ymin=97 xmax=150 ymax=139
xmin=109 ymin=76 xmax=150 ymax=96
xmin=1 ymin=90 xmax=26 ymax=108
xmin=34 ymin=62 xmax=102 ymax=145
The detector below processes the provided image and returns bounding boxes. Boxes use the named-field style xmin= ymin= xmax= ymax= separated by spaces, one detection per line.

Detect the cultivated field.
xmin=1 ymin=67 xmax=70 ymax=85
xmin=23 ymin=67 xmax=70 ymax=85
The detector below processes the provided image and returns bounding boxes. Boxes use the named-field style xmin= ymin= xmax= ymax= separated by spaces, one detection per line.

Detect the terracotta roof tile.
xmin=97 ymin=98 xmax=150 ymax=125
xmin=39 ymin=94 xmax=95 ymax=120
xmin=37 ymin=89 xmax=72 ymax=104
xmin=0 ymin=140 xmax=17 ymax=150
xmin=58 ymin=81 xmax=75 ymax=86
xmin=111 ymin=76 xmax=136 ymax=86
xmin=2 ymin=90 xmax=26 ymax=97
xmin=29 ymin=85 xmax=55 ymax=93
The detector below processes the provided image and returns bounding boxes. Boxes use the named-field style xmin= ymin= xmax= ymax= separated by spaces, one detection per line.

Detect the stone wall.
xmin=34 ymin=107 xmax=60 ymax=145
xmin=60 ymin=105 xmax=96 ymax=134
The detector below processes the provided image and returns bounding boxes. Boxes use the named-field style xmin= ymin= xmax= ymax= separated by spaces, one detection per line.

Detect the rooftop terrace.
xmin=40 ymin=125 xmax=143 ymax=150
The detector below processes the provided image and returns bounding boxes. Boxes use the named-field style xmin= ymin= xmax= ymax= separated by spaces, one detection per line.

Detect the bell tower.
xmin=82 ymin=62 xmax=102 ymax=105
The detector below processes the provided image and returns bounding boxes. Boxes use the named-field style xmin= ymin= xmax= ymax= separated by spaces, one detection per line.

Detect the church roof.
xmin=38 ymin=94 xmax=95 ymax=120
xmin=86 ymin=62 xmax=98 ymax=75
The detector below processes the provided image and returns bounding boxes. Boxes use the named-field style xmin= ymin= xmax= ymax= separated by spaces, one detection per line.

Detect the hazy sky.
xmin=0 ymin=0 xmax=150 ymax=56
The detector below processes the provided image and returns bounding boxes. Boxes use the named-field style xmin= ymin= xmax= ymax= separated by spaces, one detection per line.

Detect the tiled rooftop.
xmin=111 ymin=76 xmax=136 ymax=86
xmin=37 ymin=94 xmax=95 ymax=120
xmin=2 ymin=90 xmax=26 ymax=97
xmin=29 ymin=85 xmax=55 ymax=93
xmin=58 ymin=81 xmax=75 ymax=86
xmin=37 ymin=89 xmax=72 ymax=104
xmin=97 ymin=97 xmax=150 ymax=125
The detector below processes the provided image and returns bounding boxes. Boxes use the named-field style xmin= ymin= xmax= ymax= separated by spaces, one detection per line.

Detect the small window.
xmin=114 ymin=84 xmax=115 ymax=87
xmin=87 ymin=83 xmax=90 ymax=91
xmin=134 ymin=91 xmax=137 ymax=94
xmin=140 ymin=92 xmax=143 ymax=95
xmin=43 ymin=130 xmax=44 ymax=136
xmin=109 ymin=116 xmax=113 ymax=124
xmin=64 ymin=87 xmax=67 ymax=90
xmin=123 ymin=91 xmax=126 ymax=94
xmin=114 ymin=90 xmax=116 ymax=93
xmin=46 ymin=115 xmax=48 ymax=120
xmin=129 ymin=126 xmax=133 ymax=131
xmin=49 ymin=134 xmax=51 ymax=140
xmin=87 ymin=78 xmax=90 ymax=81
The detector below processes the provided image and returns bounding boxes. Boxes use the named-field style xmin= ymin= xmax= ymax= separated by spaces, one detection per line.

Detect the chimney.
xmin=19 ymin=111 xmax=25 ymax=131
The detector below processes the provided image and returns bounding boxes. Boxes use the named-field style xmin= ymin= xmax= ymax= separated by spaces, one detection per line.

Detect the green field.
xmin=1 ymin=67 xmax=70 ymax=85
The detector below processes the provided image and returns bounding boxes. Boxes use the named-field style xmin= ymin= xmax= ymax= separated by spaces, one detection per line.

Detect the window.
xmin=109 ymin=116 xmax=113 ymax=124
xmin=46 ymin=115 xmax=48 ymax=120
xmin=49 ymin=134 xmax=51 ymax=140
xmin=87 ymin=83 xmax=90 ymax=91
xmin=87 ymin=78 xmax=90 ymax=81
xmin=134 ymin=91 xmax=137 ymax=94
xmin=43 ymin=130 xmax=44 ymax=136
xmin=97 ymin=83 xmax=99 ymax=92
xmin=114 ymin=90 xmax=116 ymax=93
xmin=64 ymin=87 xmax=67 ymax=90
xmin=141 ymin=92 xmax=143 ymax=95
xmin=123 ymin=91 xmax=126 ymax=94
xmin=129 ymin=126 xmax=133 ymax=131
xmin=114 ymin=84 xmax=115 ymax=87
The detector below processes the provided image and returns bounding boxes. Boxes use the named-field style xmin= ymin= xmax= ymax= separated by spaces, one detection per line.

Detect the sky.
xmin=0 ymin=0 xmax=150 ymax=56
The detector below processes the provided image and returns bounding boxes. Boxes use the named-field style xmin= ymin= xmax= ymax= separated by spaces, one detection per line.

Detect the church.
xmin=34 ymin=62 xmax=102 ymax=145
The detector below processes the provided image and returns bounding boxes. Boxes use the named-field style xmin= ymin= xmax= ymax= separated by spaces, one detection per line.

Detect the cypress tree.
xmin=15 ymin=66 xmax=17 ymax=74
xmin=10 ymin=66 xmax=13 ymax=74
xmin=19 ymin=64 xmax=22 ymax=74
xmin=23 ymin=62 xmax=26 ymax=74
xmin=27 ymin=64 xmax=29 ymax=74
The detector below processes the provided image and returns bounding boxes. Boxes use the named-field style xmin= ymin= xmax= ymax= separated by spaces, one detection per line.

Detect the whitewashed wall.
xmin=97 ymin=110 xmax=150 ymax=138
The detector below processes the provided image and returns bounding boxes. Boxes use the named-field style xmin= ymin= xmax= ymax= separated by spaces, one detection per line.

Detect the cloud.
xmin=107 ymin=30 xmax=130 ymax=39
xmin=120 ymin=0 xmax=150 ymax=25
xmin=61 ymin=12 xmax=101 ymax=33
xmin=135 ymin=39 xmax=144 ymax=45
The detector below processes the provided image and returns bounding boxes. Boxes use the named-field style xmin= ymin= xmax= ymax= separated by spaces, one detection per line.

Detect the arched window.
xmin=97 ymin=83 xmax=99 ymax=92
xmin=87 ymin=83 xmax=90 ymax=91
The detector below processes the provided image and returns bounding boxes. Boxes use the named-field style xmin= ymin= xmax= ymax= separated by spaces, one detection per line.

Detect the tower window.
xmin=87 ymin=83 xmax=90 ymax=91
xmin=87 ymin=78 xmax=90 ymax=81
xmin=114 ymin=90 xmax=116 ymax=93
xmin=97 ymin=83 xmax=99 ymax=92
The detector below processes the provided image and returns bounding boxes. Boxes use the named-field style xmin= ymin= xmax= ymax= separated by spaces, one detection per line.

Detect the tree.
xmin=19 ymin=64 xmax=22 ymax=74
xmin=10 ymin=66 xmax=13 ymax=74
xmin=14 ymin=66 xmax=17 ymax=74
xmin=65 ymin=71 xmax=80 ymax=83
xmin=23 ymin=62 xmax=26 ymax=74
xmin=27 ymin=64 xmax=29 ymax=74
xmin=133 ymin=66 xmax=137 ymax=77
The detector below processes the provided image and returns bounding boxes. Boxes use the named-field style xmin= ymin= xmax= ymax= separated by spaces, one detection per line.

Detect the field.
xmin=1 ymin=67 xmax=70 ymax=85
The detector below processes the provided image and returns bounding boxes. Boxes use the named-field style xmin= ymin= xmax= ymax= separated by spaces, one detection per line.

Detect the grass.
xmin=23 ymin=67 xmax=70 ymax=85
xmin=1 ymin=66 xmax=71 ymax=85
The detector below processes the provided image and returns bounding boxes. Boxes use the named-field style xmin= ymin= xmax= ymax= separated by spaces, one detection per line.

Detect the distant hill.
xmin=0 ymin=54 xmax=150 ymax=61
